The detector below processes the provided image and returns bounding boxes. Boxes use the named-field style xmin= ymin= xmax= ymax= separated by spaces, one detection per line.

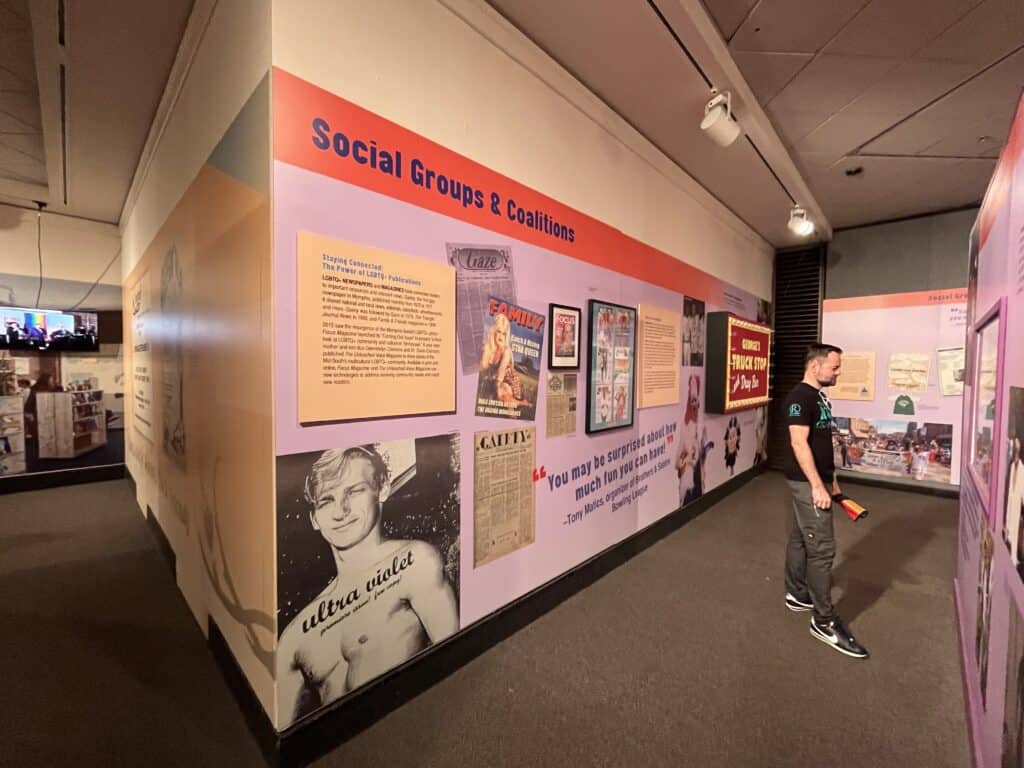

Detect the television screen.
xmin=1 ymin=306 xmax=99 ymax=352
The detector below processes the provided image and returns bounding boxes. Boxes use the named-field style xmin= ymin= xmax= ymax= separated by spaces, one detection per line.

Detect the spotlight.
xmin=700 ymin=89 xmax=742 ymax=148
xmin=787 ymin=206 xmax=814 ymax=237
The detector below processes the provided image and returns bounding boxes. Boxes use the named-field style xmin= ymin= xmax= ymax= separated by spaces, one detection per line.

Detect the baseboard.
xmin=237 ymin=463 xmax=764 ymax=768
xmin=0 ymin=463 xmax=125 ymax=495
xmin=144 ymin=504 xmax=176 ymax=574
xmin=836 ymin=469 xmax=959 ymax=499
xmin=953 ymin=579 xmax=983 ymax=768
xmin=208 ymin=618 xmax=280 ymax=763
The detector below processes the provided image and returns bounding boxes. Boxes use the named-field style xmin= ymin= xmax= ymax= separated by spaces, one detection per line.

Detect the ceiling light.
xmin=788 ymin=206 xmax=814 ymax=237
xmin=700 ymin=89 xmax=742 ymax=148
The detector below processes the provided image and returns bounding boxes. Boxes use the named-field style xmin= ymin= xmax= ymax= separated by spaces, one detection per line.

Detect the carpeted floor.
xmin=0 ymin=472 xmax=968 ymax=768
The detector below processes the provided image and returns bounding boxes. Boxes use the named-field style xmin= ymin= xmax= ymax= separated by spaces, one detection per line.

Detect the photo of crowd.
xmin=832 ymin=417 xmax=953 ymax=484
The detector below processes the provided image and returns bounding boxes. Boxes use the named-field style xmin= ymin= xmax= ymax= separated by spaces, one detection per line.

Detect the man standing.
xmin=784 ymin=344 xmax=868 ymax=659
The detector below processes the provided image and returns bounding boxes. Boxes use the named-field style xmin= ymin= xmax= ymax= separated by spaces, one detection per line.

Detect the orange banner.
xmin=823 ymin=288 xmax=967 ymax=313
xmin=273 ymin=67 xmax=717 ymax=301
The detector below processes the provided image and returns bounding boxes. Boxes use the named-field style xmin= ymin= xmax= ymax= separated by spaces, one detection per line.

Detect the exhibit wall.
xmin=821 ymin=290 xmax=966 ymax=488
xmin=270 ymin=0 xmax=773 ymax=732
xmin=955 ymin=91 xmax=1024 ymax=768
xmin=120 ymin=0 xmax=276 ymax=719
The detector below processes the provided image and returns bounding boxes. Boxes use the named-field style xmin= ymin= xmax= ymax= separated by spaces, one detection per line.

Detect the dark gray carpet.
xmin=0 ymin=472 xmax=968 ymax=768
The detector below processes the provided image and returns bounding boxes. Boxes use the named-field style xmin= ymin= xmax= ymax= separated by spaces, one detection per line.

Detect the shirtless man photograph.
xmin=277 ymin=443 xmax=459 ymax=729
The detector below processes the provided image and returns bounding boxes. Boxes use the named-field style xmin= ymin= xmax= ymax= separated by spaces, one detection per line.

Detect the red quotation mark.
xmin=667 ymin=434 xmax=674 ymax=444
xmin=533 ymin=466 xmax=547 ymax=483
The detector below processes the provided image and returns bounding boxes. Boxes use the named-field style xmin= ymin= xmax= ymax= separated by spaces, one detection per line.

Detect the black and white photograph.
xmin=977 ymin=517 xmax=995 ymax=708
xmin=275 ymin=433 xmax=460 ymax=728
xmin=548 ymin=303 xmax=581 ymax=370
xmin=1005 ymin=386 xmax=1024 ymax=579
xmin=160 ymin=245 xmax=186 ymax=468
xmin=1004 ymin=598 xmax=1024 ymax=767
xmin=683 ymin=296 xmax=706 ymax=367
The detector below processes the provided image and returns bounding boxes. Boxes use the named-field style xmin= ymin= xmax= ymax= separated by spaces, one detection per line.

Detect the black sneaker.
xmin=809 ymin=617 xmax=869 ymax=659
xmin=785 ymin=593 xmax=813 ymax=612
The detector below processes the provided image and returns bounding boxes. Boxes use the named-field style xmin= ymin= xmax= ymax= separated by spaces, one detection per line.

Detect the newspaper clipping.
xmin=447 ymin=243 xmax=516 ymax=374
xmin=474 ymin=427 xmax=536 ymax=567
xmin=937 ymin=347 xmax=965 ymax=396
xmin=830 ymin=351 xmax=876 ymax=401
xmin=475 ymin=297 xmax=544 ymax=421
xmin=546 ymin=373 xmax=577 ymax=438
xmin=886 ymin=352 xmax=931 ymax=392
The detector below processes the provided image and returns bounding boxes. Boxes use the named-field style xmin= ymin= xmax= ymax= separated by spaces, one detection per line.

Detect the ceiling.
xmin=487 ymin=0 xmax=820 ymax=246
xmin=703 ymin=0 xmax=1023 ymax=228
xmin=487 ymin=0 xmax=1023 ymax=240
xmin=0 ymin=0 xmax=193 ymax=311
xmin=0 ymin=0 xmax=45 ymax=199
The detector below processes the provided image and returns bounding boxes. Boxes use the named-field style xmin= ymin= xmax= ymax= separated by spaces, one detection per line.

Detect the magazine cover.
xmin=475 ymin=297 xmax=544 ymax=420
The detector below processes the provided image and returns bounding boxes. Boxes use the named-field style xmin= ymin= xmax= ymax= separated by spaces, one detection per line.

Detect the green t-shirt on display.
xmin=893 ymin=394 xmax=915 ymax=415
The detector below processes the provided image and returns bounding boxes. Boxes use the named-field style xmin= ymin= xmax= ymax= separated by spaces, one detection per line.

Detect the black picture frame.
xmin=585 ymin=299 xmax=636 ymax=434
xmin=547 ymin=303 xmax=581 ymax=370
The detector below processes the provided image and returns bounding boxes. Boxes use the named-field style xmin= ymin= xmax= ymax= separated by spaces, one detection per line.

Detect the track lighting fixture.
xmin=787 ymin=206 xmax=814 ymax=237
xmin=700 ymin=89 xmax=741 ymax=148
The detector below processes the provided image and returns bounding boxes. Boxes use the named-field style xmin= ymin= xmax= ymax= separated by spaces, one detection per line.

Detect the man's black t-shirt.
xmin=784 ymin=382 xmax=835 ymax=484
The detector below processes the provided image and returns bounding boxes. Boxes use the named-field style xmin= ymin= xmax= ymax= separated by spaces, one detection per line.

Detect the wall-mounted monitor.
xmin=0 ymin=306 xmax=99 ymax=352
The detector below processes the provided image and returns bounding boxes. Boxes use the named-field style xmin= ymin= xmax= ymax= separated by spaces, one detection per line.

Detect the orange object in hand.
xmin=832 ymin=493 xmax=868 ymax=522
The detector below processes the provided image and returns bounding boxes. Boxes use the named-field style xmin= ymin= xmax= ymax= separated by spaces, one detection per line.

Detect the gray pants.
xmin=784 ymin=479 xmax=836 ymax=623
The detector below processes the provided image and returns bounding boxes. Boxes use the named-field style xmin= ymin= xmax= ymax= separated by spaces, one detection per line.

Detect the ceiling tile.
xmin=768 ymin=53 xmax=901 ymax=115
xmin=0 ymin=65 xmax=31 ymax=90
xmin=0 ymin=90 xmax=40 ymax=129
xmin=797 ymin=109 xmax=895 ymax=156
xmin=0 ymin=4 xmax=29 ymax=33
xmin=0 ymin=110 xmax=36 ymax=133
xmin=0 ymin=32 xmax=35 ymax=84
xmin=0 ymin=144 xmax=45 ymax=176
xmin=701 ymin=0 xmax=759 ymax=41
xmin=821 ymin=155 xmax=995 ymax=226
xmin=0 ymin=132 xmax=42 ymax=160
xmin=730 ymin=0 xmax=870 ymax=54
xmin=860 ymin=49 xmax=1023 ymax=154
xmin=731 ymin=50 xmax=812 ymax=104
xmin=916 ymin=0 xmax=1024 ymax=65
xmin=765 ymin=105 xmax=832 ymax=146
xmin=825 ymin=0 xmax=980 ymax=58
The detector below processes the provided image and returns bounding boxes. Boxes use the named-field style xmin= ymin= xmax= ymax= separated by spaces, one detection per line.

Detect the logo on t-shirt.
xmin=893 ymin=394 xmax=915 ymax=415
xmin=789 ymin=403 xmax=802 ymax=417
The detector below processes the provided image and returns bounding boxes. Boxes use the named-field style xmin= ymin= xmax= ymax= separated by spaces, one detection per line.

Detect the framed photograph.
xmin=682 ymin=296 xmax=706 ymax=367
xmin=586 ymin=300 xmax=636 ymax=434
xmin=967 ymin=298 xmax=1007 ymax=522
xmin=548 ymin=303 xmax=581 ymax=370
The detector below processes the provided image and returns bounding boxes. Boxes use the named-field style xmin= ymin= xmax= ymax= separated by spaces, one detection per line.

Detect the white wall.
xmin=118 ymin=0 xmax=276 ymax=720
xmin=271 ymin=0 xmax=774 ymax=300
xmin=121 ymin=0 xmax=272 ymax=278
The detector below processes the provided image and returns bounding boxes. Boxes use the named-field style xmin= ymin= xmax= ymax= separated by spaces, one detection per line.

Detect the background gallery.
xmin=275 ymin=233 xmax=770 ymax=727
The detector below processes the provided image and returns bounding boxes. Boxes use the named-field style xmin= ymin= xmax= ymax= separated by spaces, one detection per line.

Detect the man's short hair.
xmin=304 ymin=445 xmax=389 ymax=505
xmin=804 ymin=343 xmax=843 ymax=367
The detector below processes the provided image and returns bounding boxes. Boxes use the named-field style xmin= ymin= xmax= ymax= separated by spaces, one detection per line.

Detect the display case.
xmin=966 ymin=298 xmax=1007 ymax=521
xmin=0 ymin=354 xmax=26 ymax=475
xmin=37 ymin=388 xmax=107 ymax=459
